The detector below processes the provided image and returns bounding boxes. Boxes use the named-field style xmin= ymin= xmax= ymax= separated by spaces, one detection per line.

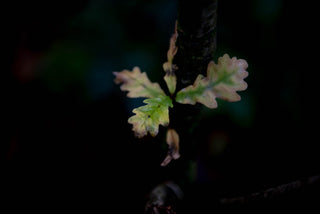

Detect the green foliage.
xmin=114 ymin=56 xmax=248 ymax=137
xmin=128 ymin=95 xmax=173 ymax=138
xmin=175 ymin=54 xmax=248 ymax=108
xmin=113 ymin=27 xmax=179 ymax=138
xmin=113 ymin=25 xmax=249 ymax=164
xmin=113 ymin=66 xmax=165 ymax=99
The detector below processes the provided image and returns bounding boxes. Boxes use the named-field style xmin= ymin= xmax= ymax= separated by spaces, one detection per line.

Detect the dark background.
xmin=3 ymin=0 xmax=319 ymax=212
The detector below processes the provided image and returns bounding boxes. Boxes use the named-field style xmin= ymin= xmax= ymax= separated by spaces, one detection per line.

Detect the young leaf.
xmin=113 ymin=66 xmax=165 ymax=98
xmin=164 ymin=74 xmax=177 ymax=95
xmin=162 ymin=22 xmax=178 ymax=73
xmin=176 ymin=74 xmax=218 ymax=108
xmin=128 ymin=95 xmax=173 ymax=138
xmin=175 ymin=54 xmax=248 ymax=108
xmin=161 ymin=128 xmax=180 ymax=167
xmin=163 ymin=22 xmax=178 ymax=94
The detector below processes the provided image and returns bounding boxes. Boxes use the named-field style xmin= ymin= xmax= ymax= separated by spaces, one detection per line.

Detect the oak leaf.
xmin=113 ymin=66 xmax=165 ymax=98
xmin=128 ymin=95 xmax=173 ymax=138
xmin=175 ymin=54 xmax=248 ymax=108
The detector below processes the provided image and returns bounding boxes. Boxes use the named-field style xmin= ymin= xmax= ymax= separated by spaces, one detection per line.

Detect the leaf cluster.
xmin=113 ymin=25 xmax=249 ymax=165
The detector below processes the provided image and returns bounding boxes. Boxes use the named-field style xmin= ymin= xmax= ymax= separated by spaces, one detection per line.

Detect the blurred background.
xmin=3 ymin=0 xmax=319 ymax=212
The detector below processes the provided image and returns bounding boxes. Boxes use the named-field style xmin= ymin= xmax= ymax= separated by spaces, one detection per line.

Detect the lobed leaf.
xmin=113 ymin=66 xmax=165 ymax=98
xmin=128 ymin=95 xmax=173 ymax=138
xmin=175 ymin=54 xmax=248 ymax=108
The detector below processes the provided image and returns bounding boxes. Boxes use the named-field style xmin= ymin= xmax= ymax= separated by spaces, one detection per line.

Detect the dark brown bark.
xmin=165 ymin=1 xmax=219 ymax=186
xmin=169 ymin=0 xmax=218 ymax=158
xmin=175 ymin=0 xmax=218 ymax=89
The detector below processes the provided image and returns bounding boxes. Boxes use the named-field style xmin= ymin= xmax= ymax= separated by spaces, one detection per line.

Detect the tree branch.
xmin=168 ymin=0 xmax=218 ymax=163
xmin=219 ymin=174 xmax=320 ymax=205
xmin=175 ymin=0 xmax=218 ymax=89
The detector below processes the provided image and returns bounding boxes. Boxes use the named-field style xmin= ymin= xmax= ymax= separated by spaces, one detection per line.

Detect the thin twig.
xmin=219 ymin=174 xmax=320 ymax=205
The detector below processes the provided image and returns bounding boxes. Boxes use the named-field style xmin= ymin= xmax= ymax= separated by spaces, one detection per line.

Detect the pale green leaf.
xmin=175 ymin=54 xmax=249 ymax=108
xmin=113 ymin=66 xmax=165 ymax=98
xmin=164 ymin=73 xmax=177 ymax=95
xmin=128 ymin=95 xmax=173 ymax=138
